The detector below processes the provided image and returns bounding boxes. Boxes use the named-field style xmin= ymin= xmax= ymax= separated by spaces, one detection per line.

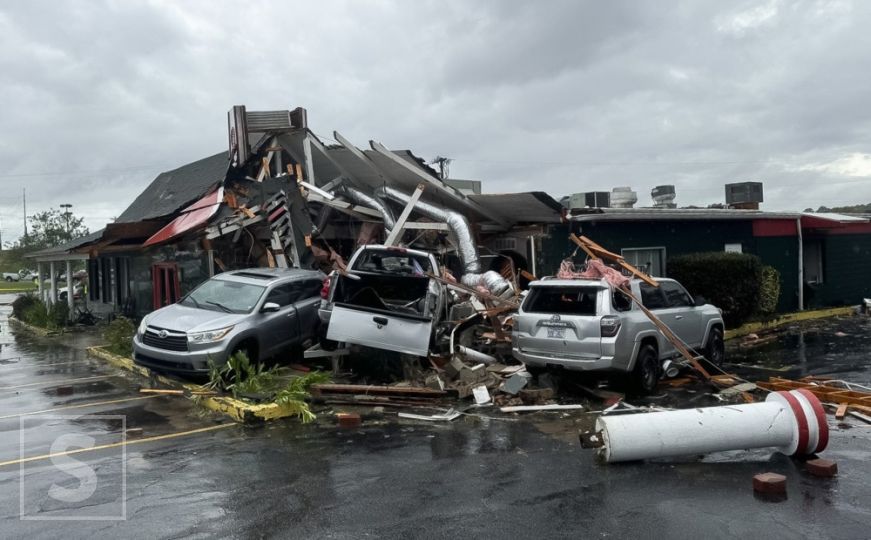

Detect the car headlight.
xmin=137 ymin=318 xmax=149 ymax=336
xmin=187 ymin=326 xmax=234 ymax=344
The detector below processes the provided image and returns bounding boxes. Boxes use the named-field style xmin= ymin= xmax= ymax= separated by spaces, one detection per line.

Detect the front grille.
xmin=143 ymin=326 xmax=188 ymax=352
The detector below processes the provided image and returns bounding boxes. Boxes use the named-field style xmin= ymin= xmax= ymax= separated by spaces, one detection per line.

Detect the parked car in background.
xmin=319 ymin=245 xmax=446 ymax=356
xmin=19 ymin=270 xmax=37 ymax=282
xmin=133 ymin=268 xmax=324 ymax=377
xmin=512 ymin=277 xmax=724 ymax=394
xmin=58 ymin=283 xmax=83 ymax=301
xmin=3 ymin=272 xmax=20 ymax=282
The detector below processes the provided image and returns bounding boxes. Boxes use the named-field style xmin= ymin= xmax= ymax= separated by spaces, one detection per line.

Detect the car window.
xmin=523 ymin=286 xmax=600 ymax=315
xmin=353 ymin=250 xmax=431 ymax=275
xmin=181 ymin=280 xmax=266 ymax=313
xmin=266 ymin=284 xmax=294 ymax=307
xmin=661 ymin=281 xmax=694 ymax=308
xmin=612 ymin=291 xmax=633 ymax=312
xmin=640 ymin=283 xmax=668 ymax=310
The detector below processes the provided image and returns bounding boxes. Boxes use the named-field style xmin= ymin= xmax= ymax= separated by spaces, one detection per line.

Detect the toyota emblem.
xmin=158 ymin=330 xmax=168 ymax=339
xmin=550 ymin=314 xmax=561 ymax=323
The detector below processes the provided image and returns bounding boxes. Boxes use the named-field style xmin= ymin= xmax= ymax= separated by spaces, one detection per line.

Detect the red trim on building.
xmin=752 ymin=219 xmax=797 ymax=237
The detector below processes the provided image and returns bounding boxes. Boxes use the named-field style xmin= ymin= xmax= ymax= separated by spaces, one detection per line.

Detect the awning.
xmin=143 ymin=187 xmax=224 ymax=247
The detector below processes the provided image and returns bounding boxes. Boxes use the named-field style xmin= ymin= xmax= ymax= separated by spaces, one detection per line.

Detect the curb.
xmin=86 ymin=346 xmax=299 ymax=424
xmin=8 ymin=316 xmax=60 ymax=336
xmin=725 ymin=306 xmax=856 ymax=340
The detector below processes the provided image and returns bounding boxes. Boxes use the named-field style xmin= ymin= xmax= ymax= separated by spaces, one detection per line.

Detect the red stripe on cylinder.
xmin=794 ymin=388 xmax=829 ymax=453
xmin=778 ymin=390 xmax=810 ymax=456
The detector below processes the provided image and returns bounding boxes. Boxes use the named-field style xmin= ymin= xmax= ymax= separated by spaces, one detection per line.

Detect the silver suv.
xmin=133 ymin=268 xmax=324 ymax=376
xmin=511 ymin=277 xmax=724 ymax=393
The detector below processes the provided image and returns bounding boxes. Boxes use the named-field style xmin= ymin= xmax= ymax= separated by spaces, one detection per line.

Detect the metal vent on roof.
xmin=725 ymin=182 xmax=763 ymax=205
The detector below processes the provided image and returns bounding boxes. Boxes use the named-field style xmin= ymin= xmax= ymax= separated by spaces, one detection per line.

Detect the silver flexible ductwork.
xmin=336 ymin=184 xmax=396 ymax=232
xmin=374 ymin=185 xmax=481 ymax=274
xmin=374 ymin=185 xmax=512 ymax=296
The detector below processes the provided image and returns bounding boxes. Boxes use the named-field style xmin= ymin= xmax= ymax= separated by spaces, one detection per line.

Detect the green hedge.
xmin=668 ymin=252 xmax=769 ymax=326
xmin=12 ymin=295 xmax=69 ymax=330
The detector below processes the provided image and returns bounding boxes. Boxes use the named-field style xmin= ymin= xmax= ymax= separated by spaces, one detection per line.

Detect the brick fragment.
xmin=336 ymin=412 xmax=361 ymax=428
xmin=753 ymin=472 xmax=787 ymax=494
xmin=805 ymin=458 xmax=838 ymax=477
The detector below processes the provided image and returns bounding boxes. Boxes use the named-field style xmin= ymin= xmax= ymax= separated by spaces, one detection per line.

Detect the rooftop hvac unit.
xmin=568 ymin=192 xmax=610 ymax=209
xmin=651 ymin=185 xmax=677 ymax=208
xmin=725 ymin=182 xmax=763 ymax=207
xmin=610 ymin=187 xmax=637 ymax=208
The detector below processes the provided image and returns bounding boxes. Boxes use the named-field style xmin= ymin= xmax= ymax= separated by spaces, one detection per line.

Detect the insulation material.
xmin=557 ymin=259 xmax=631 ymax=289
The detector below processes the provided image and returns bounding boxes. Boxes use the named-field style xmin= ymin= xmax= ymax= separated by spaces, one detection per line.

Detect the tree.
xmin=15 ymin=208 xmax=89 ymax=250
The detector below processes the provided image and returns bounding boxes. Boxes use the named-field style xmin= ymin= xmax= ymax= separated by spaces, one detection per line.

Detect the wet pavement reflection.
xmin=1 ymin=294 xmax=869 ymax=538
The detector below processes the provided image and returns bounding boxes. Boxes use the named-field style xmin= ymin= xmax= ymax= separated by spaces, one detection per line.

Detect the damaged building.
xmin=31 ymin=105 xmax=563 ymax=318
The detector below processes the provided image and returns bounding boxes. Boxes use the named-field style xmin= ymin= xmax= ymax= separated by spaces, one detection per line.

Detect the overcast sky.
xmin=1 ymin=0 xmax=870 ymax=241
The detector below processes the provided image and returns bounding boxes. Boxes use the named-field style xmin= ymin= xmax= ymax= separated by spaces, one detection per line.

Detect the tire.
xmin=59 ymin=292 xmax=68 ymax=301
xmin=630 ymin=344 xmax=661 ymax=395
xmin=230 ymin=340 xmax=258 ymax=363
xmin=4 ymin=277 xmax=11 ymax=282
xmin=705 ymin=327 xmax=725 ymax=367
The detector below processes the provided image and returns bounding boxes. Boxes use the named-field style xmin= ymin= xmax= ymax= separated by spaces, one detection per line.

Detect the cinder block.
xmin=753 ymin=472 xmax=787 ymax=494
xmin=519 ymin=387 xmax=555 ymax=404
xmin=805 ymin=458 xmax=838 ymax=477
xmin=336 ymin=412 xmax=361 ymax=428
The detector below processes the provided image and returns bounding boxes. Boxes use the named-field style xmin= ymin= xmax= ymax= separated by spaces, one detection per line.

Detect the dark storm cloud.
xmin=0 ymin=0 xmax=869 ymax=241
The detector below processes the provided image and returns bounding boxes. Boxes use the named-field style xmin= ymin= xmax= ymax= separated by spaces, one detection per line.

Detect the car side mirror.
xmin=261 ymin=302 xmax=280 ymax=313
xmin=694 ymin=295 xmax=707 ymax=307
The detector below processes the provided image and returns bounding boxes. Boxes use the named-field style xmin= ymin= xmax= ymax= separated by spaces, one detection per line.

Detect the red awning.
xmin=143 ymin=187 xmax=224 ymax=247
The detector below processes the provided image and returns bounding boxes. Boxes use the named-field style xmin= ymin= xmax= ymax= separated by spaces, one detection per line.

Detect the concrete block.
xmin=753 ymin=472 xmax=787 ymax=494
xmin=805 ymin=458 xmax=838 ymax=477
xmin=337 ymin=412 xmax=361 ymax=428
xmin=500 ymin=373 xmax=529 ymax=395
xmin=444 ymin=357 xmax=467 ymax=380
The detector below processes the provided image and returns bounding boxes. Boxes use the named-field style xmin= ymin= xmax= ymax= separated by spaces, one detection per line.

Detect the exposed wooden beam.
xmin=384 ymin=184 xmax=425 ymax=246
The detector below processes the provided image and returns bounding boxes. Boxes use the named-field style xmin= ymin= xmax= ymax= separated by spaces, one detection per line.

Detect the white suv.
xmin=511 ymin=277 xmax=724 ymax=393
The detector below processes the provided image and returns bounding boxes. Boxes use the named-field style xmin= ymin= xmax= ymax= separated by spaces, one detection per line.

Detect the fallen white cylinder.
xmin=593 ymin=389 xmax=829 ymax=463
xmin=455 ymin=345 xmax=499 ymax=366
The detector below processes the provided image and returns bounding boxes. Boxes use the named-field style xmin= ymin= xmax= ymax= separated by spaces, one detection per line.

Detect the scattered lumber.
xmin=310 ymin=383 xmax=447 ymax=399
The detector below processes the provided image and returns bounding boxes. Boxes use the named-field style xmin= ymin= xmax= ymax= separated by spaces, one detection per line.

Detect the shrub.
xmin=668 ymin=252 xmax=763 ymax=327
xmin=104 ymin=317 xmax=135 ymax=357
xmin=12 ymin=294 xmax=38 ymax=320
xmin=757 ymin=265 xmax=781 ymax=314
xmin=47 ymin=301 xmax=69 ymax=329
xmin=22 ymin=301 xmax=49 ymax=328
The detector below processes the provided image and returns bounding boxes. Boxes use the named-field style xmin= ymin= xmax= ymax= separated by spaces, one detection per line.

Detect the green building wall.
xmin=537 ymin=220 xmax=801 ymax=313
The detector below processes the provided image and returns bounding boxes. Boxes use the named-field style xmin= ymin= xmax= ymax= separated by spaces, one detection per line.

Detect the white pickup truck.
xmin=318 ymin=245 xmax=447 ymax=356
xmin=2 ymin=272 xmax=20 ymax=282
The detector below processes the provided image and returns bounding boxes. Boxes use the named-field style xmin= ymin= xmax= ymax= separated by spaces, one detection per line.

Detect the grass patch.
xmin=0 ymin=281 xmax=37 ymax=292
xmin=103 ymin=317 xmax=135 ymax=357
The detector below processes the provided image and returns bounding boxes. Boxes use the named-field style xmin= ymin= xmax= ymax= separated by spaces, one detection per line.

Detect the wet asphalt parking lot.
xmin=1 ymin=292 xmax=870 ymax=539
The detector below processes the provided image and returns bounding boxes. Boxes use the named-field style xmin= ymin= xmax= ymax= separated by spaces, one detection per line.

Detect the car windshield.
xmin=353 ymin=250 xmax=432 ymax=275
xmin=180 ymin=279 xmax=266 ymax=314
xmin=523 ymin=286 xmax=601 ymax=315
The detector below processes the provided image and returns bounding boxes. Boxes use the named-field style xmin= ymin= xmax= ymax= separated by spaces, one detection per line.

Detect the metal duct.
xmin=336 ymin=185 xmax=396 ymax=232
xmin=375 ymin=185 xmax=481 ymax=274
xmin=460 ymin=271 xmax=512 ymax=296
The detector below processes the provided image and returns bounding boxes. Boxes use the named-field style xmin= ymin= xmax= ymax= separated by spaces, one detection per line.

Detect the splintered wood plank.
xmin=835 ymin=403 xmax=849 ymax=419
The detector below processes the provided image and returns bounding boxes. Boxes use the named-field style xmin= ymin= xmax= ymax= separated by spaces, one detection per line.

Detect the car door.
xmin=659 ymin=281 xmax=704 ymax=348
xmin=639 ymin=283 xmax=674 ymax=355
xmin=287 ymin=279 xmax=322 ymax=344
xmin=258 ymin=283 xmax=299 ymax=357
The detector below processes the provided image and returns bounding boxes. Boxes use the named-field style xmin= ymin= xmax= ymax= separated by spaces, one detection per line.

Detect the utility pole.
xmin=60 ymin=203 xmax=73 ymax=242
xmin=22 ymin=188 xmax=27 ymax=241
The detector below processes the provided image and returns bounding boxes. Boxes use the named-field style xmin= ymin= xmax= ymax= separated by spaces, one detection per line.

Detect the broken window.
xmin=523 ymin=286 xmax=600 ymax=315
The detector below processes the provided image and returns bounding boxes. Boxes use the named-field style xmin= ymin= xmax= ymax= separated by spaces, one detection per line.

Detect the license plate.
xmin=547 ymin=328 xmax=565 ymax=339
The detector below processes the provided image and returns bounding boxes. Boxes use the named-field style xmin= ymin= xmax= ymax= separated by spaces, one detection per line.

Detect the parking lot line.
xmin=0 ymin=375 xmax=115 ymax=390
xmin=0 ymin=423 xmax=236 ymax=468
xmin=0 ymin=395 xmax=164 ymax=420
xmin=0 ymin=359 xmax=96 ymax=370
